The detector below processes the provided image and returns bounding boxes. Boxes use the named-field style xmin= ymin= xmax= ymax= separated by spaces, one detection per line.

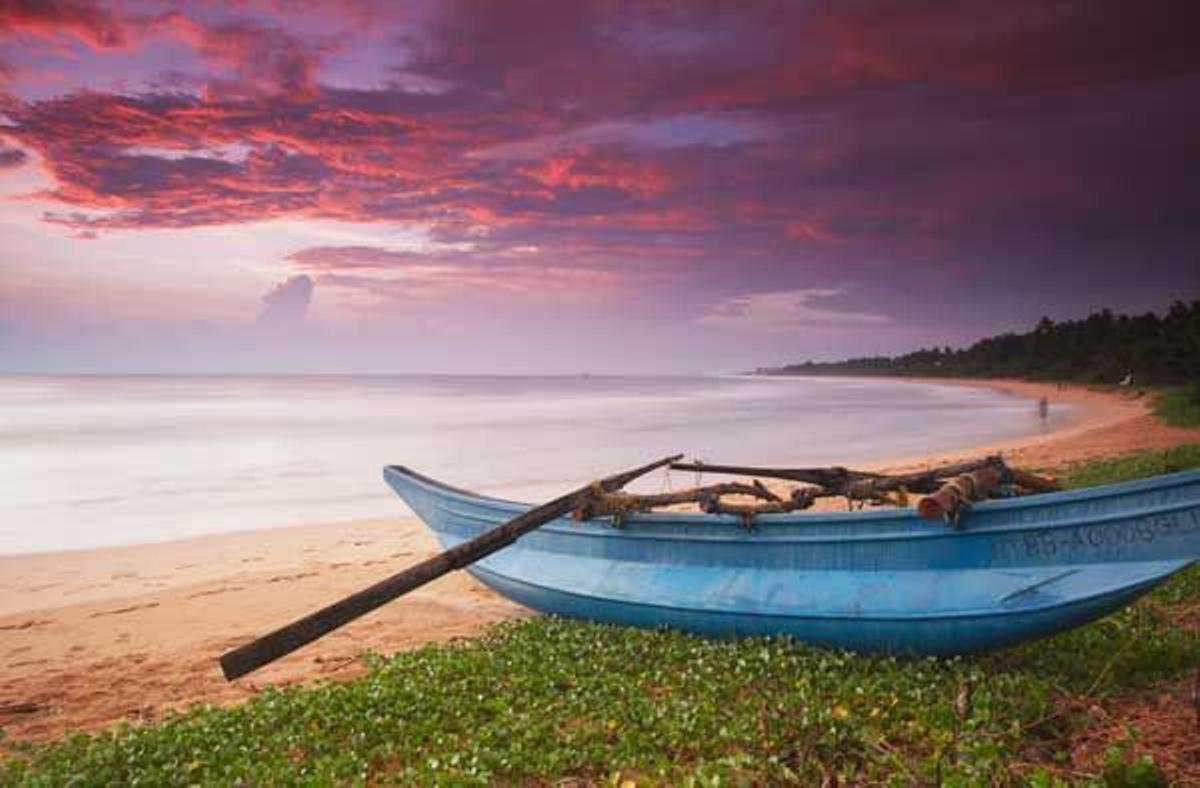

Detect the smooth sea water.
xmin=0 ymin=374 xmax=1069 ymax=555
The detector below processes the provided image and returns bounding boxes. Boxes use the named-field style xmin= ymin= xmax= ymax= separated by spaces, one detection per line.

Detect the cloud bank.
xmin=1 ymin=1 xmax=1197 ymax=371
xmin=700 ymin=289 xmax=892 ymax=333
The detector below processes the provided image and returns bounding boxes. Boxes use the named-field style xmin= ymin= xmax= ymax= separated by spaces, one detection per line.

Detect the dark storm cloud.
xmin=1 ymin=0 xmax=1197 ymax=325
xmin=0 ymin=0 xmax=129 ymax=50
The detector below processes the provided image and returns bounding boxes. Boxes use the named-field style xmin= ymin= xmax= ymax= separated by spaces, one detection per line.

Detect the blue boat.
xmin=384 ymin=465 xmax=1200 ymax=656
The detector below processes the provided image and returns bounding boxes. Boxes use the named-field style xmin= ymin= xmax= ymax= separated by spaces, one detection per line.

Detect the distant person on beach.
xmin=1038 ymin=396 xmax=1049 ymax=420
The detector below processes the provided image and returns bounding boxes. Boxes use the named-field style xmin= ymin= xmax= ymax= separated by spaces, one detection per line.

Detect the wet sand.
xmin=878 ymin=378 xmax=1195 ymax=470
xmin=2 ymin=378 xmax=1197 ymax=742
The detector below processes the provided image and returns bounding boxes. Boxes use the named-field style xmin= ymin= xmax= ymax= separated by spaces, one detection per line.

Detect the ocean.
xmin=0 ymin=374 xmax=1068 ymax=555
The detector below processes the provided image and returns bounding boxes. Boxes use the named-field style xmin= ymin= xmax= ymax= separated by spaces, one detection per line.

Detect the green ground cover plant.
xmin=2 ymin=447 xmax=1197 ymax=786
xmin=1151 ymin=385 xmax=1200 ymax=428
xmin=1061 ymin=444 xmax=1200 ymax=489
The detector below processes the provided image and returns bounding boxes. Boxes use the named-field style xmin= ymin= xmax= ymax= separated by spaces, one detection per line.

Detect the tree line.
xmin=759 ymin=300 xmax=1200 ymax=387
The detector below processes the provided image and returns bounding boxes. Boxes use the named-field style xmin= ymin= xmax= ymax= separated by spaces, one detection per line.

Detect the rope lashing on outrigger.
xmin=571 ymin=455 xmax=1058 ymax=529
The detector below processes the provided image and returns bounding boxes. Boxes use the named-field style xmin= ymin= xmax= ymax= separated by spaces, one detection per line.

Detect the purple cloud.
xmin=0 ymin=0 xmax=1196 ymax=369
xmin=258 ymin=274 xmax=314 ymax=327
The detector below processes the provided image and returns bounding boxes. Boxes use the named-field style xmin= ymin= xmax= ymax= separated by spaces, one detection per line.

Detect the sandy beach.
xmin=2 ymin=378 xmax=1198 ymax=743
xmin=877 ymin=378 xmax=1198 ymax=470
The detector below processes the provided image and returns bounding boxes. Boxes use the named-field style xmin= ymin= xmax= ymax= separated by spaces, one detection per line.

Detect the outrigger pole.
xmin=219 ymin=454 xmax=682 ymax=681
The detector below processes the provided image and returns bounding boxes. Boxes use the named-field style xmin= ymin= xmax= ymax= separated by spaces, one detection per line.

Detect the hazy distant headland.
xmin=757 ymin=301 xmax=1200 ymax=387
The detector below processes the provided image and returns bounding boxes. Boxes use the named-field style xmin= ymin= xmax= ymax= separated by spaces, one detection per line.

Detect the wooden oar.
xmin=669 ymin=461 xmax=871 ymax=489
xmin=219 ymin=454 xmax=682 ymax=681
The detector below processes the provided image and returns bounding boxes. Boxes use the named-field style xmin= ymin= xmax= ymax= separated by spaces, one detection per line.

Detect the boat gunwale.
xmin=384 ymin=465 xmax=1200 ymax=542
xmin=419 ymin=496 xmax=1200 ymax=548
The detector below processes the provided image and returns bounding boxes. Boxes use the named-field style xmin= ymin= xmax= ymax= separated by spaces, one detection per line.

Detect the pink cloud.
xmin=699 ymin=289 xmax=892 ymax=333
xmin=0 ymin=143 xmax=26 ymax=168
xmin=0 ymin=0 xmax=129 ymax=50
xmin=0 ymin=0 xmax=1193 ymax=330
xmin=286 ymin=243 xmax=674 ymax=309
xmin=518 ymin=149 xmax=674 ymax=198
xmin=155 ymin=13 xmax=327 ymax=99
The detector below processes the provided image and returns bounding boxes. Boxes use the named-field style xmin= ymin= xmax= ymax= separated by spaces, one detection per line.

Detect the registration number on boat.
xmin=993 ymin=510 xmax=1199 ymax=561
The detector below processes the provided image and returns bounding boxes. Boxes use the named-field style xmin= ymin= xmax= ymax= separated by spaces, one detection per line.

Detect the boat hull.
xmin=384 ymin=466 xmax=1200 ymax=656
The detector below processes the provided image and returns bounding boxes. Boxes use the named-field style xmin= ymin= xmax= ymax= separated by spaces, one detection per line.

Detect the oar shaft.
xmin=669 ymin=461 xmax=869 ymax=487
xmin=220 ymin=454 xmax=681 ymax=681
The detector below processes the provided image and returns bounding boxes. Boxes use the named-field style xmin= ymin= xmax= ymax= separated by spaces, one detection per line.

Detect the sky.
xmin=1 ymin=0 xmax=1197 ymax=374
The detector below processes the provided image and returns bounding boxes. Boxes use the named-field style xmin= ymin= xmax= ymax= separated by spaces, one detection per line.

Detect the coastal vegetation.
xmin=2 ymin=447 xmax=1197 ymax=785
xmin=759 ymin=300 xmax=1200 ymax=389
xmin=1061 ymin=444 xmax=1200 ymax=489
xmin=1153 ymin=385 xmax=1200 ymax=428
